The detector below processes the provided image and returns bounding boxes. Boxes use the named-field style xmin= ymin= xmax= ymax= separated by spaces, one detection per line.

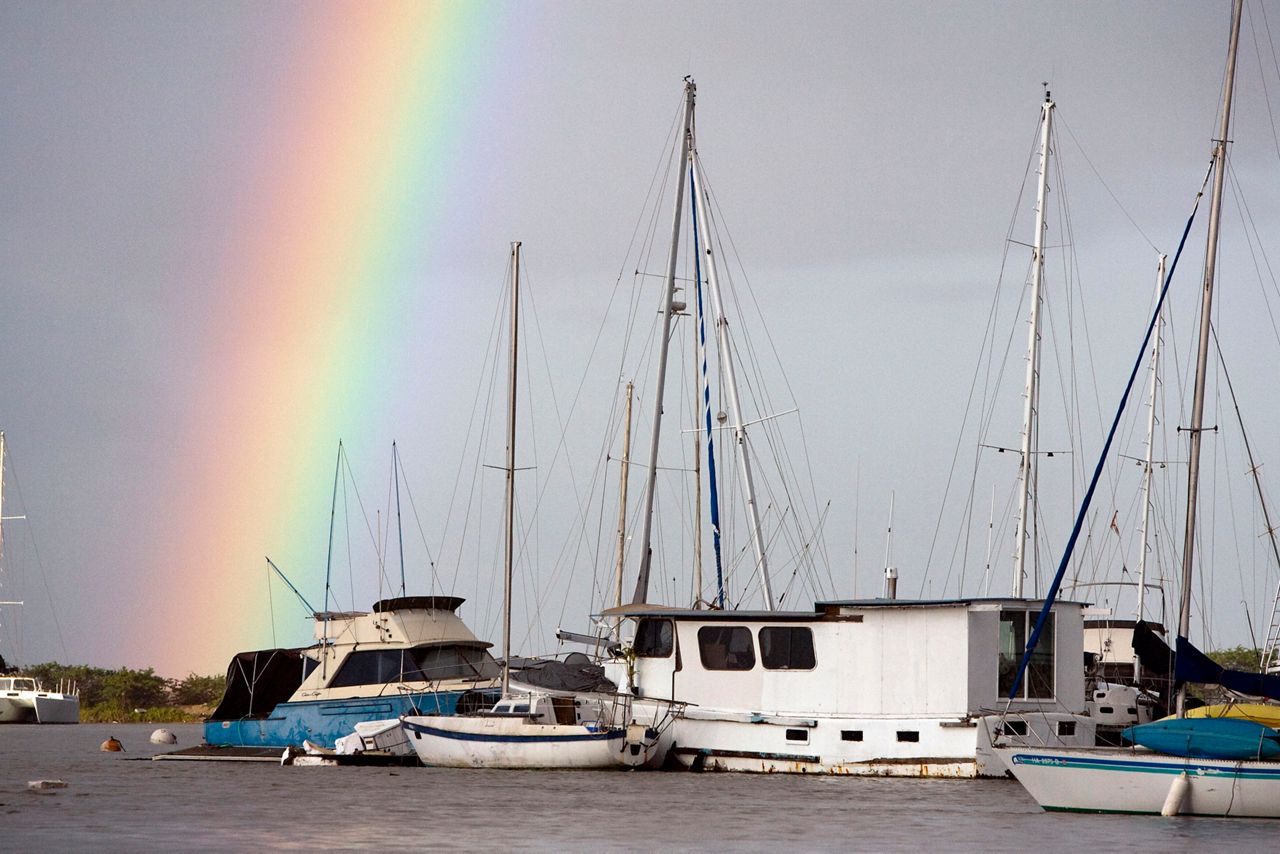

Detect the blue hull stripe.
xmin=403 ymin=719 xmax=623 ymax=745
xmin=1012 ymin=752 xmax=1280 ymax=780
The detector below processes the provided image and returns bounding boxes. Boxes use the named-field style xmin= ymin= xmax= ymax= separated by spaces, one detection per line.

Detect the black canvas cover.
xmin=511 ymin=652 xmax=616 ymax=693
xmin=208 ymin=648 xmax=314 ymax=721
xmin=1131 ymin=619 xmax=1174 ymax=677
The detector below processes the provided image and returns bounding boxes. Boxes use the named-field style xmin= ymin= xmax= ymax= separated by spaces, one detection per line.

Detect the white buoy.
xmin=150 ymin=728 xmax=177 ymax=745
xmin=1161 ymin=771 xmax=1190 ymax=816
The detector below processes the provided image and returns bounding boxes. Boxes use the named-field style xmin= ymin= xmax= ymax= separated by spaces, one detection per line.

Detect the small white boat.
xmin=0 ymin=675 xmax=79 ymax=724
xmin=401 ymin=244 xmax=676 ymax=771
xmin=403 ymin=690 xmax=661 ymax=769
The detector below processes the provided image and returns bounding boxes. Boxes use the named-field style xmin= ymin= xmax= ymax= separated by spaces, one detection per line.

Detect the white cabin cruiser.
xmin=205 ymin=595 xmax=501 ymax=750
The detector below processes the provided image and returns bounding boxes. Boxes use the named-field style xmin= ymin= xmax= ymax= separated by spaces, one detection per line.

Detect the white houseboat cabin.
xmin=605 ymin=597 xmax=1095 ymax=777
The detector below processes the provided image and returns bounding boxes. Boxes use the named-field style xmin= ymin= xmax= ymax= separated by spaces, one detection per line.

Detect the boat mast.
xmin=1013 ymin=91 xmax=1054 ymax=599
xmin=1136 ymin=255 xmax=1166 ymax=628
xmin=632 ymin=80 xmax=695 ymax=605
xmin=502 ymin=241 xmax=521 ymax=696
xmin=613 ymin=381 xmax=633 ymax=637
xmin=1176 ymin=0 xmax=1241 ymax=717
xmin=1135 ymin=254 xmax=1166 ymax=685
xmin=690 ymin=146 xmax=775 ymax=609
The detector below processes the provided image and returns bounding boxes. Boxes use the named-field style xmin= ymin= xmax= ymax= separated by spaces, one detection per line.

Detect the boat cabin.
xmin=620 ymin=598 xmax=1086 ymax=716
xmin=605 ymin=597 xmax=1091 ymax=775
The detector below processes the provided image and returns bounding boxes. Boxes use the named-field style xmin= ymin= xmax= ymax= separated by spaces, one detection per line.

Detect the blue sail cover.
xmin=1175 ymin=636 xmax=1280 ymax=701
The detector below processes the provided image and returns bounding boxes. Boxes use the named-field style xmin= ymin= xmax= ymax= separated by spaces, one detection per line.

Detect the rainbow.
xmin=152 ymin=3 xmax=508 ymax=676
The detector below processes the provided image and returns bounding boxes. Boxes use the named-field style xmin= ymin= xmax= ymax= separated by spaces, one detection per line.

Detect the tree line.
xmin=5 ymin=659 xmax=226 ymax=722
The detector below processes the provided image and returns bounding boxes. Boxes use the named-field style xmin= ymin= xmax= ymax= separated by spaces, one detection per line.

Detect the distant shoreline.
xmin=81 ymin=704 xmax=213 ymax=725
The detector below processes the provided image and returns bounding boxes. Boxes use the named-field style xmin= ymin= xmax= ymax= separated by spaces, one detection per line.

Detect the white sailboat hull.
xmin=996 ymin=746 xmax=1280 ymax=817
xmin=401 ymin=715 xmax=630 ymax=769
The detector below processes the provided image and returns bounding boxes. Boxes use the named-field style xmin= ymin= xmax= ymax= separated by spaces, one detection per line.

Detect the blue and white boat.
xmin=996 ymin=1 xmax=1280 ymax=817
xmin=206 ymin=595 xmax=500 ymax=750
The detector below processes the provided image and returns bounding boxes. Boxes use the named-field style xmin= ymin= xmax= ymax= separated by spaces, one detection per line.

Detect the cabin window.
xmin=697 ymin=626 xmax=756 ymax=671
xmin=785 ymin=729 xmax=809 ymax=743
xmin=759 ymin=627 xmax=816 ymax=670
xmin=328 ymin=645 xmax=499 ymax=688
xmin=1000 ymin=720 xmax=1028 ymax=737
xmin=998 ymin=610 xmax=1055 ymax=700
xmin=841 ymin=730 xmax=863 ymax=742
xmin=634 ymin=618 xmax=674 ymax=658
xmin=1058 ymin=721 xmax=1076 ymax=737
xmin=896 ymin=731 xmax=919 ymax=743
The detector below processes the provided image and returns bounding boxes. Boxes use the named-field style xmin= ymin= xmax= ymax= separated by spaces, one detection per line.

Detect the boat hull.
xmin=997 ymin=746 xmax=1280 ymax=817
xmin=0 ymin=693 xmax=80 ymax=724
xmin=662 ymin=710 xmax=1092 ymax=778
xmin=401 ymin=715 xmax=628 ymax=769
xmin=206 ymin=689 xmax=485 ymax=749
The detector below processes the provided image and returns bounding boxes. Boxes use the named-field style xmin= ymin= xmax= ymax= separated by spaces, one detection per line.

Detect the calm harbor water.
xmin=2 ymin=723 xmax=1275 ymax=850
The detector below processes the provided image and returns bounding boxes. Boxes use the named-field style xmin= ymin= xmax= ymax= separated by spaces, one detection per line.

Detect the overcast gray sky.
xmin=2 ymin=1 xmax=1278 ymax=676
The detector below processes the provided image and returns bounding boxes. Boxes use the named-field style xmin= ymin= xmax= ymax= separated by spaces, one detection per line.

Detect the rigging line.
xmin=1045 ymin=139 xmax=1117 ymax=593
xmin=1226 ymin=165 xmax=1280 ymax=349
xmin=698 ymin=172 xmax=831 ymax=593
xmin=440 ymin=253 xmax=511 ymax=592
xmin=517 ymin=251 xmax=629 ymax=632
xmin=337 ymin=436 xmax=395 ymax=598
xmin=934 ymin=232 xmax=1038 ymax=594
xmin=1211 ymin=325 xmax=1280 ymax=614
xmin=342 ymin=457 xmax=356 ymax=610
xmin=395 ymin=458 xmax=444 ymax=593
xmin=1056 ymin=110 xmax=1160 ymax=253
xmin=323 ymin=440 xmax=343 ymax=617
xmin=1250 ymin=0 xmax=1280 ymax=161
xmin=266 ymin=562 xmax=276 ymax=648
xmin=1008 ymin=161 xmax=1213 ymax=701
xmin=1 ymin=451 xmax=70 ymax=661
xmin=933 ymin=109 xmax=1045 ymax=596
xmin=393 ymin=442 xmax=405 ymax=596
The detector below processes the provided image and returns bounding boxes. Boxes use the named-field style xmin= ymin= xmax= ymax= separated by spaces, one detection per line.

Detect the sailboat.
xmin=401 ymin=243 xmax=671 ymax=769
xmin=0 ymin=432 xmax=79 ymax=725
xmin=995 ymin=0 xmax=1280 ymax=817
xmin=590 ymin=79 xmax=1094 ymax=778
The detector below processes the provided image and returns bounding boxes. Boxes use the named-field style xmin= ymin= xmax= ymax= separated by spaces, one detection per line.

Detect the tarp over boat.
xmin=208 ymin=648 xmax=316 ymax=721
xmin=1174 ymin=636 xmax=1280 ymax=702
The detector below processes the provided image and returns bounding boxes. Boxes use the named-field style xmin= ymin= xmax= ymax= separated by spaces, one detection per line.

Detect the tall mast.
xmin=502 ymin=241 xmax=521 ymax=696
xmin=690 ymin=147 xmax=774 ymax=609
xmin=633 ymin=80 xmax=695 ymax=605
xmin=1136 ymin=254 xmax=1166 ymax=630
xmin=613 ymin=381 xmax=633 ymax=637
xmin=1013 ymin=91 xmax=1054 ymax=598
xmin=1176 ymin=0 xmax=1242 ymax=717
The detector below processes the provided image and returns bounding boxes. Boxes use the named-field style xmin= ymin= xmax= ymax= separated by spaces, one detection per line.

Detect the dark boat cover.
xmin=1174 ymin=636 xmax=1280 ymax=702
xmin=209 ymin=648 xmax=315 ymax=721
